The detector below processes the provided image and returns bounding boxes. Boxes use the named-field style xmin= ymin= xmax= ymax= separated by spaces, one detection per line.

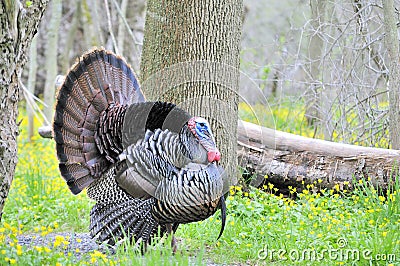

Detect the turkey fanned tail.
xmin=54 ymin=48 xmax=144 ymax=194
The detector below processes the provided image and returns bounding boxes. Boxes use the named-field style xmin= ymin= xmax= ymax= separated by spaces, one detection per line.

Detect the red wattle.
xmin=207 ymin=150 xmax=221 ymax=162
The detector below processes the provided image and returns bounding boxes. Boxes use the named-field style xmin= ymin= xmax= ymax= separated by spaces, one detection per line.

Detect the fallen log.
xmin=237 ymin=120 xmax=399 ymax=191
xmin=38 ymin=121 xmax=399 ymax=191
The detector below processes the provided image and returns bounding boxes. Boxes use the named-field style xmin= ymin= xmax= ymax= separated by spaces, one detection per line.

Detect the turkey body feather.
xmin=53 ymin=48 xmax=227 ymax=247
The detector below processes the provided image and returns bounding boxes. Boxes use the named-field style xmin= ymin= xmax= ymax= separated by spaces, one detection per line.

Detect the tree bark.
xmin=61 ymin=0 xmax=81 ymax=73
xmin=43 ymin=0 xmax=62 ymax=122
xmin=304 ymin=0 xmax=328 ymax=138
xmin=238 ymin=121 xmax=400 ymax=192
xmin=116 ymin=0 xmax=128 ymax=55
xmin=382 ymin=0 xmax=400 ymax=149
xmin=26 ymin=35 xmax=38 ymax=141
xmin=0 ymin=0 xmax=49 ymax=219
xmin=140 ymin=0 xmax=243 ymax=188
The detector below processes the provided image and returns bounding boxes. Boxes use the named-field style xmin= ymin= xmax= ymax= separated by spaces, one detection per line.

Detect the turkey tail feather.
xmin=53 ymin=48 xmax=145 ymax=194
xmin=88 ymin=168 xmax=164 ymax=246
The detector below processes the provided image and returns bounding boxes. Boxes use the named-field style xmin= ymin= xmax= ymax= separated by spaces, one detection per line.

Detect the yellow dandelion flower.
xmin=382 ymin=231 xmax=388 ymax=237
xmin=3 ymin=222 xmax=10 ymax=230
xmin=16 ymin=245 xmax=22 ymax=256
xmin=9 ymin=258 xmax=16 ymax=264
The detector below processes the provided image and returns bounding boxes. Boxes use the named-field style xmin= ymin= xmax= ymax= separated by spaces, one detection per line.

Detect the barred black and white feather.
xmin=53 ymin=48 xmax=227 ymax=249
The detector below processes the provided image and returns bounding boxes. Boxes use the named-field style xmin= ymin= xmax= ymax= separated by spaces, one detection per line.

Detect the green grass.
xmin=0 ymin=106 xmax=399 ymax=265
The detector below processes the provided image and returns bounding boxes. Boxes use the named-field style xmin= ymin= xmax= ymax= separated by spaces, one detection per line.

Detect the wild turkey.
xmin=53 ymin=48 xmax=227 ymax=249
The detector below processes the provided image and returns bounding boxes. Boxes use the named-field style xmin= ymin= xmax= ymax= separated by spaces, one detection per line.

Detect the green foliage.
xmin=179 ymin=182 xmax=399 ymax=265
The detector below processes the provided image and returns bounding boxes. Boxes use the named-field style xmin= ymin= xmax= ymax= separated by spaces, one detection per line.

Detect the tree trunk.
xmin=238 ymin=121 xmax=400 ymax=192
xmin=116 ymin=0 xmax=128 ymax=55
xmin=43 ymin=0 xmax=62 ymax=123
xmin=61 ymin=0 xmax=81 ymax=73
xmin=382 ymin=0 xmax=400 ymax=149
xmin=304 ymin=0 xmax=326 ymax=133
xmin=140 ymin=0 xmax=243 ymax=188
xmin=27 ymin=35 xmax=38 ymax=141
xmin=0 ymin=0 xmax=49 ymax=219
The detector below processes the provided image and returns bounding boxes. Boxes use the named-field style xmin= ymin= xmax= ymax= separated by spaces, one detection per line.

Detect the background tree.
xmin=0 ymin=0 xmax=49 ymax=219
xmin=140 ymin=0 xmax=243 ymax=187
xmin=43 ymin=0 xmax=62 ymax=122
xmin=304 ymin=0 xmax=326 ymax=131
xmin=26 ymin=36 xmax=38 ymax=141
xmin=383 ymin=0 xmax=400 ymax=149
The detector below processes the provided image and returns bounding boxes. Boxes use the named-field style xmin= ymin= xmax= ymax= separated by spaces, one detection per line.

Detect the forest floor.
xmin=0 ymin=105 xmax=398 ymax=265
